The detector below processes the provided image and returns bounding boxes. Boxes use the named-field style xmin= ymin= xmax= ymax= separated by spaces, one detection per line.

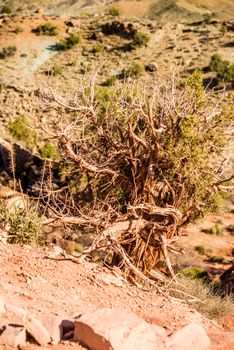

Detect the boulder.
xmin=74 ymin=308 xmax=166 ymax=350
xmin=0 ymin=324 xmax=26 ymax=348
xmin=166 ymin=323 xmax=210 ymax=350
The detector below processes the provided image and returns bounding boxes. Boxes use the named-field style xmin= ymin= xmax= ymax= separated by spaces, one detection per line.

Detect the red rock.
xmin=74 ymin=308 xmax=166 ymax=350
xmin=217 ymin=313 xmax=234 ymax=331
xmin=166 ymin=323 xmax=210 ymax=350
xmin=0 ymin=324 xmax=26 ymax=348
xmin=0 ymin=296 xmax=5 ymax=313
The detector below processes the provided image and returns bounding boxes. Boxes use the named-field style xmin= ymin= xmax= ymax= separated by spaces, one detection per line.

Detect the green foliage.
xmin=38 ymin=141 xmax=58 ymax=160
xmin=0 ymin=207 xmax=44 ymax=245
xmin=8 ymin=115 xmax=37 ymax=148
xmin=108 ymin=6 xmax=121 ymax=16
xmin=180 ymin=267 xmax=210 ymax=282
xmin=0 ymin=46 xmax=17 ymax=59
xmin=58 ymin=33 xmax=80 ymax=50
xmin=32 ymin=22 xmax=58 ymax=36
xmin=74 ymin=243 xmax=84 ymax=253
xmin=1 ymin=5 xmax=12 ymax=14
xmin=209 ymin=54 xmax=234 ymax=83
xmin=129 ymin=32 xmax=150 ymax=50
xmin=122 ymin=62 xmax=144 ymax=78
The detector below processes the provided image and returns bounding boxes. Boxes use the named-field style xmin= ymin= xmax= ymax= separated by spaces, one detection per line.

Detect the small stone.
xmin=0 ymin=324 xmax=26 ymax=348
xmin=166 ymin=323 xmax=210 ymax=350
xmin=145 ymin=62 xmax=158 ymax=72
xmin=74 ymin=308 xmax=166 ymax=350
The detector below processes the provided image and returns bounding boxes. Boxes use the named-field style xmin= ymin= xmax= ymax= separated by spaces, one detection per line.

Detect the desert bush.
xmin=1 ymin=5 xmax=12 ymax=14
xmin=32 ymin=22 xmax=58 ymax=36
xmin=179 ymin=267 xmax=210 ymax=282
xmin=108 ymin=6 xmax=121 ymax=17
xmin=58 ymin=33 xmax=80 ymax=50
xmin=203 ymin=12 xmax=214 ymax=24
xmin=194 ymin=245 xmax=206 ymax=255
xmin=169 ymin=276 xmax=234 ymax=319
xmin=8 ymin=115 xmax=37 ymax=148
xmin=38 ymin=70 xmax=233 ymax=280
xmin=129 ymin=32 xmax=150 ymax=49
xmin=201 ymin=224 xmax=223 ymax=236
xmin=208 ymin=256 xmax=224 ymax=263
xmin=14 ymin=26 xmax=23 ymax=34
xmin=0 ymin=206 xmax=43 ymax=245
xmin=209 ymin=54 xmax=234 ymax=83
xmin=38 ymin=141 xmax=58 ymax=160
xmin=45 ymin=64 xmax=63 ymax=76
xmin=91 ymin=44 xmax=102 ymax=53
xmin=0 ymin=46 xmax=17 ymax=59
xmin=121 ymin=62 xmax=144 ymax=78
xmin=103 ymin=75 xmax=117 ymax=86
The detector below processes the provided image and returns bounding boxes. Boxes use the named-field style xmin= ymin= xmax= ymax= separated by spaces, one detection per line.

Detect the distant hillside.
xmin=2 ymin=0 xmax=234 ymax=21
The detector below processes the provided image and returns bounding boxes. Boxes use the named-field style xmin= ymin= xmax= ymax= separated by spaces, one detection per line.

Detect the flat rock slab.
xmin=74 ymin=308 xmax=167 ymax=350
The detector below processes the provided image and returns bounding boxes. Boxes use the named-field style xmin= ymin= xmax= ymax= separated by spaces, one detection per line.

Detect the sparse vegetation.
xmin=0 ymin=46 xmax=17 ymax=59
xmin=103 ymin=75 xmax=117 ymax=86
xmin=201 ymin=224 xmax=223 ymax=236
xmin=91 ymin=44 xmax=102 ymax=54
xmin=209 ymin=54 xmax=234 ymax=83
xmin=129 ymin=32 xmax=150 ymax=50
xmin=58 ymin=33 xmax=80 ymax=50
xmin=203 ymin=12 xmax=214 ymax=24
xmin=45 ymin=64 xmax=63 ymax=76
xmin=169 ymin=276 xmax=234 ymax=319
xmin=122 ymin=62 xmax=144 ymax=78
xmin=8 ymin=115 xmax=37 ymax=148
xmin=208 ymin=256 xmax=224 ymax=263
xmin=32 ymin=22 xmax=59 ymax=36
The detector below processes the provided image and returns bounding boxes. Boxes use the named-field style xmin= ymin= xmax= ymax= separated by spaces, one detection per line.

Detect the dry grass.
xmin=169 ymin=276 xmax=234 ymax=319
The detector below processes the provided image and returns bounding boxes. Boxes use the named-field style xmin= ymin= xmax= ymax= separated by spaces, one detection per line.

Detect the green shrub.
xmin=0 ymin=46 xmax=17 ymax=59
xmin=58 ymin=33 xmax=80 ymax=50
xmin=194 ymin=245 xmax=206 ymax=255
xmin=0 ymin=207 xmax=44 ymax=245
xmin=209 ymin=54 xmax=234 ymax=83
xmin=129 ymin=32 xmax=150 ymax=50
xmin=208 ymin=256 xmax=224 ymax=263
xmin=38 ymin=141 xmax=58 ymax=160
xmin=180 ymin=267 xmax=210 ymax=282
xmin=91 ymin=44 xmax=102 ymax=53
xmin=122 ymin=62 xmax=144 ymax=78
xmin=8 ymin=115 xmax=37 ymax=148
xmin=203 ymin=12 xmax=214 ymax=24
xmin=1 ymin=5 xmax=12 ymax=14
xmin=103 ymin=75 xmax=117 ymax=86
xmin=14 ymin=26 xmax=23 ymax=34
xmin=108 ymin=6 xmax=121 ymax=16
xmin=32 ymin=22 xmax=58 ymax=36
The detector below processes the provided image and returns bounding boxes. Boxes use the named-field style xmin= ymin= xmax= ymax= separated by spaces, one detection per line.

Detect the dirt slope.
xmin=0 ymin=241 xmax=234 ymax=349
